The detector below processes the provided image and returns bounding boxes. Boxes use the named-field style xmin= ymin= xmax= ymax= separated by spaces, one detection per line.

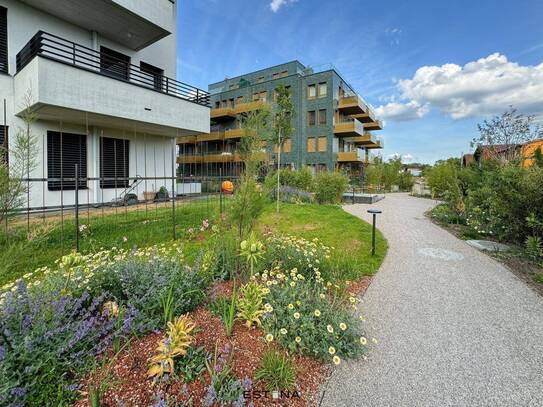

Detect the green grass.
xmin=535 ymin=274 xmax=543 ymax=284
xmin=258 ymin=203 xmax=387 ymax=278
xmin=0 ymin=197 xmax=225 ymax=286
xmin=0 ymin=200 xmax=387 ymax=287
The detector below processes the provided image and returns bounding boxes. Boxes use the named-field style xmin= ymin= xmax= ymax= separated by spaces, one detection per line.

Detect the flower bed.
xmin=0 ymin=231 xmax=377 ymax=406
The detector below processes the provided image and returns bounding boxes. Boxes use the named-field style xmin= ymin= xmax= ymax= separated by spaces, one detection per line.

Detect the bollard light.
xmin=367 ymin=209 xmax=382 ymax=256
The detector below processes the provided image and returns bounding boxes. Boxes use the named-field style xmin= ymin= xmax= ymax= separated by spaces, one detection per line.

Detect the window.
xmin=140 ymin=61 xmax=163 ymax=91
xmin=100 ymin=47 xmax=130 ymax=80
xmin=318 ymin=82 xmax=327 ymax=97
xmin=100 ymin=137 xmax=129 ymax=189
xmin=229 ymin=83 xmax=239 ymax=90
xmin=215 ymin=101 xmax=220 ymax=108
xmin=252 ymin=92 xmax=260 ymax=101
xmin=236 ymin=96 xmax=244 ymax=105
xmin=307 ymin=84 xmax=316 ymax=99
xmin=259 ymin=91 xmax=267 ymax=101
xmin=0 ymin=6 xmax=7 ymax=74
xmin=339 ymin=86 xmax=345 ymax=98
xmin=307 ymin=137 xmax=316 ymax=153
xmin=307 ymin=110 xmax=316 ymax=126
xmin=318 ymin=137 xmax=327 ymax=152
xmin=47 ymin=131 xmax=87 ymax=191
xmin=318 ymin=109 xmax=327 ymax=125
xmin=283 ymin=139 xmax=292 ymax=153
xmin=0 ymin=125 xmax=7 ymax=164
xmin=257 ymin=76 xmax=265 ymax=83
xmin=228 ymin=98 xmax=234 ymax=108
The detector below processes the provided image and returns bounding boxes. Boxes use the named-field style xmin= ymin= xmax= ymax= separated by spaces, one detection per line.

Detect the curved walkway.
xmin=321 ymin=193 xmax=543 ymax=407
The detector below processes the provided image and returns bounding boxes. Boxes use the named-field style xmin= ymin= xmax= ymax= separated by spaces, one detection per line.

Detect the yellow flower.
xmin=333 ymin=356 xmax=341 ymax=365
xmin=289 ymin=281 xmax=296 ymax=287
xmin=314 ymin=309 xmax=321 ymax=317
xmin=327 ymin=325 xmax=334 ymax=333
xmin=328 ymin=346 xmax=336 ymax=355
xmin=360 ymin=337 xmax=367 ymax=345
xmin=265 ymin=333 xmax=274 ymax=342
xmin=295 ymin=336 xmax=301 ymax=343
xmin=359 ymin=316 xmax=366 ymax=322
xmin=349 ymin=297 xmax=356 ymax=304
xmin=264 ymin=303 xmax=274 ymax=312
xmin=288 ymin=303 xmax=294 ymax=310
xmin=280 ymin=328 xmax=288 ymax=335
xmin=372 ymin=338 xmax=378 ymax=344
xmin=339 ymin=323 xmax=347 ymax=331
xmin=319 ymin=293 xmax=325 ymax=299
xmin=293 ymin=312 xmax=301 ymax=319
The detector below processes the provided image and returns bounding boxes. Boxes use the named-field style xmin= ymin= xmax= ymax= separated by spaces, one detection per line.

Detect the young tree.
xmin=269 ymin=85 xmax=294 ymax=212
xmin=0 ymin=90 xmax=38 ymax=227
xmin=230 ymin=107 xmax=272 ymax=239
xmin=471 ymin=107 xmax=543 ymax=162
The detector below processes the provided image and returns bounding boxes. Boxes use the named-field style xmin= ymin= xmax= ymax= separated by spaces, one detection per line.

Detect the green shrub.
xmin=265 ymin=168 xmax=314 ymax=192
xmin=208 ymin=290 xmax=237 ymax=336
xmin=427 ymin=159 xmax=459 ymax=198
xmin=259 ymin=270 xmax=367 ymax=363
xmin=430 ymin=204 xmax=466 ymax=225
xmin=314 ymin=171 xmax=349 ymax=204
xmin=525 ymin=236 xmax=543 ymax=261
xmin=236 ymin=281 xmax=266 ymax=328
xmin=176 ymin=346 xmax=208 ymax=383
xmin=254 ymin=350 xmax=296 ymax=391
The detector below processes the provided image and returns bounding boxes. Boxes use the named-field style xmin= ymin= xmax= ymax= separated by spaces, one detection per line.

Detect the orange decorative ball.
xmin=221 ymin=180 xmax=234 ymax=194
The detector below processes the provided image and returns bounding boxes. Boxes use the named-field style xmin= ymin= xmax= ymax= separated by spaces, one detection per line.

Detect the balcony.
xmin=14 ymin=32 xmax=210 ymax=137
xmin=224 ymin=128 xmax=244 ymax=139
xmin=19 ymin=0 xmax=175 ymax=50
xmin=177 ymin=136 xmax=197 ymax=144
xmin=211 ymin=107 xmax=236 ymax=122
xmin=337 ymin=151 xmax=363 ymax=162
xmin=338 ymin=95 xmax=369 ymax=115
xmin=235 ymin=100 xmax=269 ymax=114
xmin=347 ymin=133 xmax=383 ymax=149
xmin=333 ymin=120 xmax=365 ymax=137
xmin=196 ymin=131 xmax=224 ymax=143
xmin=364 ymin=119 xmax=384 ymax=131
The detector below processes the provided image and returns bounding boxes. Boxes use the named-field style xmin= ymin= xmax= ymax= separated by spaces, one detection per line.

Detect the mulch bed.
xmin=74 ymin=276 xmax=373 ymax=406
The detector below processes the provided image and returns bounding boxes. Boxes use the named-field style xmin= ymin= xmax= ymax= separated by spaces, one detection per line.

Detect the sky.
xmin=177 ymin=0 xmax=543 ymax=164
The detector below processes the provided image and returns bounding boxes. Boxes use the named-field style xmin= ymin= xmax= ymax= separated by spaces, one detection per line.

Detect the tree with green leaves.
xmin=230 ymin=107 xmax=272 ymax=239
xmin=269 ymin=85 xmax=294 ymax=212
xmin=0 ymin=90 xmax=38 ymax=228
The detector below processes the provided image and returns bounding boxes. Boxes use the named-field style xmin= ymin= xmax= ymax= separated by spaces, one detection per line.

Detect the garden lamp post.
xmin=367 ymin=209 xmax=382 ymax=256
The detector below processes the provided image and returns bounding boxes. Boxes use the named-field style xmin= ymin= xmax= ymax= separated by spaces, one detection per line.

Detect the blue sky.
xmin=177 ymin=0 xmax=543 ymax=163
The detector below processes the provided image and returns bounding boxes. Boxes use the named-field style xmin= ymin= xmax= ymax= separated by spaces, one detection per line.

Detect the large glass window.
xmin=318 ymin=82 xmax=327 ymax=97
xmin=319 ymin=109 xmax=327 ymax=125
xmin=100 ymin=46 xmax=130 ymax=80
xmin=140 ymin=61 xmax=163 ymax=91
xmin=47 ymin=131 xmax=87 ymax=191
xmin=307 ymin=110 xmax=316 ymax=126
xmin=307 ymin=84 xmax=316 ymax=99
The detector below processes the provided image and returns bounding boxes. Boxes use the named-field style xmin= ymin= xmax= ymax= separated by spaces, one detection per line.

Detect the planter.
xmin=143 ymin=191 xmax=156 ymax=201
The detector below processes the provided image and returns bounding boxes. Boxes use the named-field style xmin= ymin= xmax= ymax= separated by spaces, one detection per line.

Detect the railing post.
xmin=166 ymin=77 xmax=169 ymax=95
xmin=75 ymin=164 xmax=80 ymax=252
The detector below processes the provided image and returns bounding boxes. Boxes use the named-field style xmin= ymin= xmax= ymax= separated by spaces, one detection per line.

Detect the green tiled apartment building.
xmin=177 ymin=61 xmax=383 ymax=177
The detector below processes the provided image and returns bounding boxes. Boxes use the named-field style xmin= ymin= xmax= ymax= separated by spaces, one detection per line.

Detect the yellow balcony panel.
xmin=235 ymin=100 xmax=269 ymax=114
xmin=177 ymin=135 xmax=197 ymax=144
xmin=203 ymin=153 xmax=235 ymax=163
xmin=196 ymin=131 xmax=224 ymax=143
xmin=338 ymin=96 xmax=369 ymax=115
xmin=337 ymin=151 xmax=362 ymax=162
xmin=232 ymin=151 xmax=268 ymax=162
xmin=224 ymin=128 xmax=244 ymax=139
xmin=333 ymin=120 xmax=365 ymax=137
xmin=365 ymin=138 xmax=384 ymax=149
xmin=211 ymin=107 xmax=236 ymax=122
xmin=352 ymin=108 xmax=378 ymax=123
xmin=177 ymin=155 xmax=203 ymax=164
xmin=364 ymin=119 xmax=383 ymax=131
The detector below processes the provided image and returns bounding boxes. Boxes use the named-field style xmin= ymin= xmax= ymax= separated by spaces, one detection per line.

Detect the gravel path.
xmin=320 ymin=193 xmax=543 ymax=407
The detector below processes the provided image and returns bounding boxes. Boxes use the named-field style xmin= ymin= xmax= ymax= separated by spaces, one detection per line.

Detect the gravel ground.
xmin=320 ymin=193 xmax=543 ymax=407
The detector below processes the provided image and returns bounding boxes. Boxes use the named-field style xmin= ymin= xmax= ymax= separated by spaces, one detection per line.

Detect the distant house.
xmin=462 ymin=154 xmax=474 ymax=167
xmin=521 ymin=139 xmax=543 ymax=167
xmin=407 ymin=167 xmax=422 ymax=177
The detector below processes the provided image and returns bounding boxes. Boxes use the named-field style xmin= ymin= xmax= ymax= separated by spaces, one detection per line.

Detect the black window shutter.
xmin=0 ymin=6 xmax=7 ymax=74
xmin=0 ymin=125 xmax=7 ymax=164
xmin=47 ymin=131 xmax=87 ymax=191
xmin=100 ymin=137 xmax=129 ymax=189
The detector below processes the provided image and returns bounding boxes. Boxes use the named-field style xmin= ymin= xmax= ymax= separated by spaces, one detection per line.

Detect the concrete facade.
xmin=0 ymin=0 xmax=210 ymax=208
xmin=177 ymin=61 xmax=383 ymax=177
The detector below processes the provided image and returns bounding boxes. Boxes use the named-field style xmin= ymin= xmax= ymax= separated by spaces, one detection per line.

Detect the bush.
xmin=0 ymin=281 xmax=134 ymax=406
xmin=314 ymin=171 xmax=349 ymax=204
xmin=258 ymin=269 xmax=367 ymax=363
xmin=236 ymin=281 xmax=266 ymax=328
xmin=265 ymin=168 xmax=314 ymax=192
xmin=254 ymin=350 xmax=296 ymax=391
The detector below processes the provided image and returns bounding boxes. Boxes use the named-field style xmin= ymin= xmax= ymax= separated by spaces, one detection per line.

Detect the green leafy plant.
xmin=237 ymin=281 xmax=266 ymax=328
xmin=314 ymin=171 xmax=349 ymax=204
xmin=161 ymin=285 xmax=176 ymax=325
xmin=148 ymin=315 xmax=196 ymax=378
xmin=525 ymin=236 xmax=543 ymax=261
xmin=254 ymin=350 xmax=296 ymax=391
xmin=176 ymin=346 xmax=208 ymax=383
xmin=208 ymin=288 xmax=237 ymax=336
xmin=239 ymin=233 xmax=265 ymax=276
xmin=204 ymin=341 xmax=245 ymax=405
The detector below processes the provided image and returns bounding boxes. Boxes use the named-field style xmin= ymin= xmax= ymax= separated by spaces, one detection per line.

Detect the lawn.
xmin=259 ymin=203 xmax=387 ymax=279
xmin=0 ymin=199 xmax=387 ymax=286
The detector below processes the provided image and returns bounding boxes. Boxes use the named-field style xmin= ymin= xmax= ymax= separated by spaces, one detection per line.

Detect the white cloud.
xmin=387 ymin=153 xmax=414 ymax=163
xmin=375 ymin=100 xmax=429 ymax=121
xmin=270 ymin=0 xmax=297 ymax=12
xmin=377 ymin=53 xmax=543 ymax=121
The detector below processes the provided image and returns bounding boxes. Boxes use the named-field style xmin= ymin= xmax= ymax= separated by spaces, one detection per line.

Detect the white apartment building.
xmin=0 ymin=0 xmax=210 ymax=209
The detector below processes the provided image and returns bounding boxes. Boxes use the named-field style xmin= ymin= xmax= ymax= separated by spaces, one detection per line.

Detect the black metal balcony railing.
xmin=15 ymin=31 xmax=210 ymax=107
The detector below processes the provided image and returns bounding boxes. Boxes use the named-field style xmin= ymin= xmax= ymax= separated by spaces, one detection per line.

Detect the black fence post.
xmin=367 ymin=209 xmax=381 ymax=256
xmin=75 ymin=164 xmax=80 ymax=252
